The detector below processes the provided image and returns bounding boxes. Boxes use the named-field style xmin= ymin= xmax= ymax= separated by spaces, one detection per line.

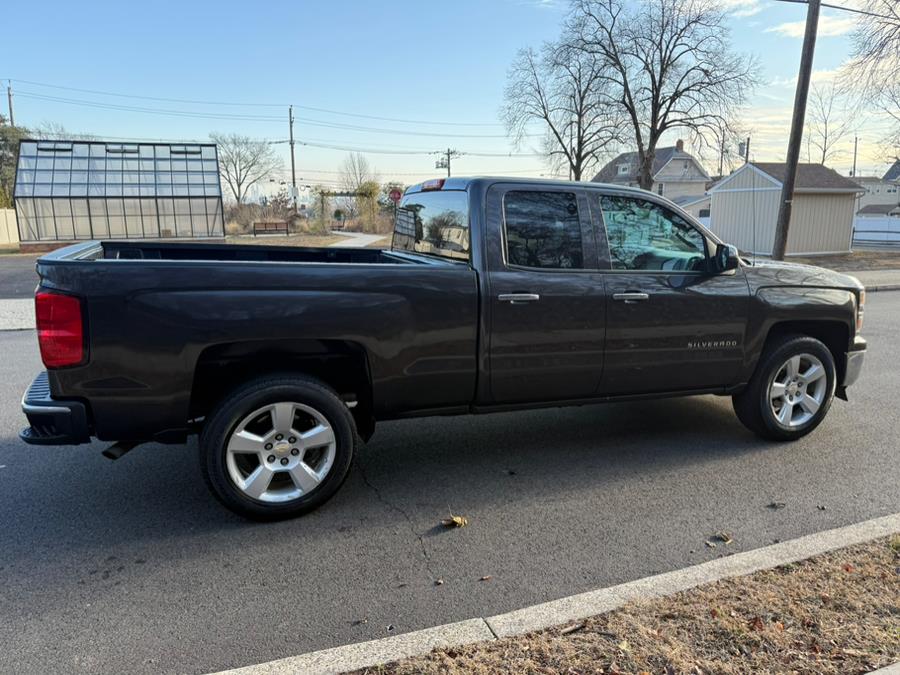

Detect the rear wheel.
xmin=200 ymin=375 xmax=356 ymax=520
xmin=733 ymin=335 xmax=836 ymax=441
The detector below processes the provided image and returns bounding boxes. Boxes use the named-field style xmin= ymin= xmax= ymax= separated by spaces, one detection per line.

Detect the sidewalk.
xmin=328 ymin=231 xmax=387 ymax=248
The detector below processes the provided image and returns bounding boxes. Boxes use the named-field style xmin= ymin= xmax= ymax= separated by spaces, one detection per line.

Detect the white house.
xmin=591 ymin=140 xmax=710 ymax=202
xmin=707 ymin=163 xmax=862 ymax=255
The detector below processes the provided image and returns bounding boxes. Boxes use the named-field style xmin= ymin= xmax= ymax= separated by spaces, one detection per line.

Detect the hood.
xmin=743 ymin=259 xmax=864 ymax=292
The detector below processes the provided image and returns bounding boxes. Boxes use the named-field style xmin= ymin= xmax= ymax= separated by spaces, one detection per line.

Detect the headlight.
xmin=856 ymin=289 xmax=865 ymax=333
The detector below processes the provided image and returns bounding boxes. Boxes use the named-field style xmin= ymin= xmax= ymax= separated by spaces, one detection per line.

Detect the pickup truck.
xmin=21 ymin=177 xmax=867 ymax=520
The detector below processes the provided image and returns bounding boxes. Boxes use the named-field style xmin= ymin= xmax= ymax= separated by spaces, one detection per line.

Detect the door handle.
xmin=612 ymin=292 xmax=650 ymax=303
xmin=498 ymin=293 xmax=541 ymax=304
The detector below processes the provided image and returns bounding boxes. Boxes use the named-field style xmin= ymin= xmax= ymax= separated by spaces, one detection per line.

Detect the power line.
xmin=771 ymin=0 xmax=897 ymax=20
xmin=16 ymin=90 xmax=532 ymax=138
xmin=8 ymin=77 xmax=506 ymax=127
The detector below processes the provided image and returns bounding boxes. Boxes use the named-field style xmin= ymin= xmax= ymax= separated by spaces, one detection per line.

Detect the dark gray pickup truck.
xmin=21 ymin=177 xmax=866 ymax=519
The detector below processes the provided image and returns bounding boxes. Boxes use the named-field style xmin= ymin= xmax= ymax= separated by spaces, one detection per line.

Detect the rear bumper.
xmin=842 ymin=336 xmax=866 ymax=388
xmin=20 ymin=371 xmax=91 ymax=445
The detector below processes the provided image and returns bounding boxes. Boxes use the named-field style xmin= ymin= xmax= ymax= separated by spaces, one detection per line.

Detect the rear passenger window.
xmin=504 ymin=191 xmax=583 ymax=269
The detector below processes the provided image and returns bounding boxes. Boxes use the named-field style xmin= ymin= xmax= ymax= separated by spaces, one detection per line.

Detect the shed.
xmin=707 ymin=163 xmax=862 ymax=255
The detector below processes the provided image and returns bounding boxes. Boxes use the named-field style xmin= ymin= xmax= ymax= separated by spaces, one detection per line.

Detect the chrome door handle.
xmin=498 ymin=293 xmax=541 ymax=304
xmin=612 ymin=292 xmax=650 ymax=303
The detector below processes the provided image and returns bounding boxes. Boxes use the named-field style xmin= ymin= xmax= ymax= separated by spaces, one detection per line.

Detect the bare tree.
xmin=567 ymin=0 xmax=759 ymax=190
xmin=845 ymin=0 xmax=900 ymax=153
xmin=211 ymin=133 xmax=282 ymax=204
xmin=502 ymin=41 xmax=624 ymax=180
xmin=341 ymin=152 xmax=377 ymax=192
xmin=33 ymin=122 xmax=95 ymax=140
xmin=805 ymin=83 xmax=853 ymax=165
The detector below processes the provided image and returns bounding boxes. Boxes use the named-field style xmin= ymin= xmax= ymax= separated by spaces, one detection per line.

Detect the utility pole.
xmin=6 ymin=81 xmax=14 ymax=127
xmin=851 ymin=136 xmax=858 ymax=177
xmin=288 ymin=106 xmax=297 ymax=212
xmin=772 ymin=0 xmax=820 ymax=261
xmin=744 ymin=137 xmax=751 ymax=164
xmin=434 ymin=148 xmax=460 ymax=177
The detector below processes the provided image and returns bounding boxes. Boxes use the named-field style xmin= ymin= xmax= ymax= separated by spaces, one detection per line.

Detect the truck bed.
xmin=47 ymin=240 xmax=434 ymax=265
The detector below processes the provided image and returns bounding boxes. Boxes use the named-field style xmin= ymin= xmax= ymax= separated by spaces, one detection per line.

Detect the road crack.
xmin=355 ymin=454 xmax=436 ymax=580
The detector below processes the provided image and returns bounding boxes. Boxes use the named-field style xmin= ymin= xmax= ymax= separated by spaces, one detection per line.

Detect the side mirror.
xmin=713 ymin=243 xmax=740 ymax=273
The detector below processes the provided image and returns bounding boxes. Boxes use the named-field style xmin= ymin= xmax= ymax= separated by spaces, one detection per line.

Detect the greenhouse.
xmin=13 ymin=140 xmax=224 ymax=242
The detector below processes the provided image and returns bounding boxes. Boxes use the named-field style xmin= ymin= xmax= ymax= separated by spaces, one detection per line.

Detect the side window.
xmin=600 ymin=195 xmax=707 ymax=272
xmin=504 ymin=191 xmax=583 ymax=269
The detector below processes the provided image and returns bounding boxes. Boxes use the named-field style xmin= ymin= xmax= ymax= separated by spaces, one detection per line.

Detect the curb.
xmin=212 ymin=512 xmax=900 ymax=675
xmin=866 ymin=284 xmax=900 ymax=292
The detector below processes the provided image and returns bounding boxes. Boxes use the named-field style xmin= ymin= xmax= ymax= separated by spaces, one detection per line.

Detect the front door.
xmin=486 ymin=186 xmax=606 ymax=403
xmin=595 ymin=193 xmax=750 ymax=395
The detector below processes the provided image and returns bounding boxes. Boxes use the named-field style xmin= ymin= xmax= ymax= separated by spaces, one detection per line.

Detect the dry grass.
xmin=225 ymin=234 xmax=345 ymax=248
xmin=792 ymin=249 xmax=900 ymax=272
xmin=355 ymin=537 xmax=900 ymax=675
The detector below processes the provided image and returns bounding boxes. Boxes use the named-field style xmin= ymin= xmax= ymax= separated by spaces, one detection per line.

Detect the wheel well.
xmin=764 ymin=321 xmax=849 ymax=381
xmin=190 ymin=339 xmax=375 ymax=439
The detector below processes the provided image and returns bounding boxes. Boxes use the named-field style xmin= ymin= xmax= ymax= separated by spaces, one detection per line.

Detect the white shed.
xmin=708 ymin=163 xmax=862 ymax=255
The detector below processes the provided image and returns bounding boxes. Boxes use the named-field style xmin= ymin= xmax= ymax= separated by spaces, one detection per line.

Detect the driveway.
xmin=0 ymin=295 xmax=897 ymax=674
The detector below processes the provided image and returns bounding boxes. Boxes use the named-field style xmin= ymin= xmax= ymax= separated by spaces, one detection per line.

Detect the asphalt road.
xmin=1 ymin=295 xmax=898 ymax=675
xmin=0 ymin=254 xmax=39 ymax=299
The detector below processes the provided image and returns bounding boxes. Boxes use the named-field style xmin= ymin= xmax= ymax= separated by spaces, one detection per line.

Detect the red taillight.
xmin=35 ymin=292 xmax=84 ymax=368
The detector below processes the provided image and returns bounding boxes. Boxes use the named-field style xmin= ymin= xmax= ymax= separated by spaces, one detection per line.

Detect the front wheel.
xmin=733 ymin=335 xmax=836 ymax=441
xmin=200 ymin=375 xmax=356 ymax=520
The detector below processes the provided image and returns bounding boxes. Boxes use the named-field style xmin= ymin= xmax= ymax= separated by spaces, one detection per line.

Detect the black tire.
xmin=200 ymin=374 xmax=356 ymax=521
xmin=732 ymin=334 xmax=836 ymax=441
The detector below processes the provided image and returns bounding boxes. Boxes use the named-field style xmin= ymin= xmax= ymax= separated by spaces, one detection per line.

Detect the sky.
xmin=1 ymin=0 xmax=894 ymax=200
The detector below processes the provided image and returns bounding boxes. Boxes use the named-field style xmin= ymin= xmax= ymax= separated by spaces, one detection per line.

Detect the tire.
xmin=732 ymin=334 xmax=836 ymax=441
xmin=200 ymin=374 xmax=356 ymax=521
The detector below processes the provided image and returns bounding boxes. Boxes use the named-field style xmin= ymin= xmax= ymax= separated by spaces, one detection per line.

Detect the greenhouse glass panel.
xmin=14 ymin=139 xmax=224 ymax=241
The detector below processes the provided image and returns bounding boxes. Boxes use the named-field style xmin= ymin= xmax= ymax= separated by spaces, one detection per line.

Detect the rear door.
xmin=485 ymin=185 xmax=607 ymax=403
xmin=593 ymin=192 xmax=750 ymax=395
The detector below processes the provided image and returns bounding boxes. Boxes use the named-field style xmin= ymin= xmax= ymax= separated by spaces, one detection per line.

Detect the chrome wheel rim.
xmin=225 ymin=402 xmax=336 ymax=503
xmin=768 ymin=353 xmax=828 ymax=428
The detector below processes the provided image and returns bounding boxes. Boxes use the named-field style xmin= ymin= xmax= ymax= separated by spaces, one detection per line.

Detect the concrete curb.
xmin=866 ymin=284 xmax=900 ymax=292
xmin=212 ymin=512 xmax=900 ymax=675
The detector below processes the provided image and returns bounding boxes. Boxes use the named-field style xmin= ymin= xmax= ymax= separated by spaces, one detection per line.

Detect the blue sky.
xmin=1 ymin=0 xmax=891 ymax=196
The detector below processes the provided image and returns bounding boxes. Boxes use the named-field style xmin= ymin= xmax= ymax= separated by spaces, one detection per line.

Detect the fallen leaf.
xmin=434 ymin=579 xmax=444 ymax=586
xmin=386 ymin=624 xmax=395 ymax=632
xmin=705 ymin=541 xmax=717 ymax=548
xmin=618 ymin=640 xmax=630 ymax=652
xmin=817 ymin=505 xmax=827 ymax=511
xmin=350 ymin=618 xmax=368 ymax=626
xmin=843 ymin=563 xmax=854 ymax=573
xmin=715 ymin=531 xmax=734 ymax=545
xmin=767 ymin=501 xmax=786 ymax=510
xmin=479 ymin=575 xmax=492 ymax=582
xmin=441 ymin=510 xmax=468 ymax=528
xmin=710 ymin=608 xmax=719 ymax=618
xmin=749 ymin=616 xmax=764 ymax=631
xmin=774 ymin=621 xmax=784 ymax=631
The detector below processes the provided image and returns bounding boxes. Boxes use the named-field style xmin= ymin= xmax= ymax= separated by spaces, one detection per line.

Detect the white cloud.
xmin=765 ymin=14 xmax=857 ymax=38
xmin=719 ymin=0 xmax=765 ymax=18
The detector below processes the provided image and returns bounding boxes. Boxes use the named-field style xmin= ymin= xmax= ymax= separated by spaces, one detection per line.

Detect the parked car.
xmin=21 ymin=177 xmax=866 ymax=519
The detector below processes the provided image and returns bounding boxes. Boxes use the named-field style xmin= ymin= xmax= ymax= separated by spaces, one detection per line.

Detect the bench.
xmin=252 ymin=221 xmax=289 ymax=237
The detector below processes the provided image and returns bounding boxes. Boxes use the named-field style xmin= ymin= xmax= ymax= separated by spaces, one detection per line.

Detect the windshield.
xmin=392 ymin=190 xmax=469 ymax=261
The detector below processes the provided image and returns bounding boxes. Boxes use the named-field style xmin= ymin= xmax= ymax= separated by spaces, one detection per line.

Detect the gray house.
xmin=591 ymin=139 xmax=710 ymax=202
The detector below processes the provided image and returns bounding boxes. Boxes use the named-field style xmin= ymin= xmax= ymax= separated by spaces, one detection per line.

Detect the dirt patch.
xmin=225 ymin=234 xmax=345 ymax=248
xmin=791 ymin=249 xmax=900 ymax=272
xmin=354 ymin=537 xmax=899 ymax=675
